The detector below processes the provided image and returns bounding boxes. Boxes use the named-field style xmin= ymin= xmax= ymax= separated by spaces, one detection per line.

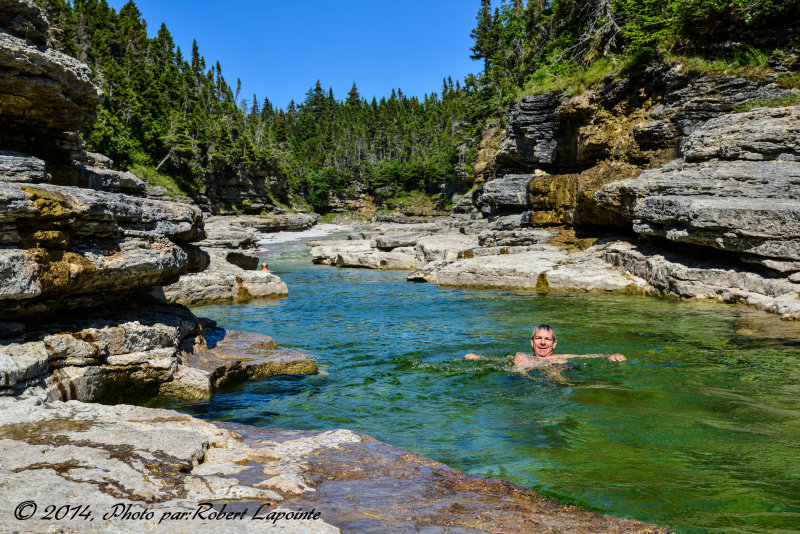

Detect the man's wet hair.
xmin=531 ymin=323 xmax=555 ymax=341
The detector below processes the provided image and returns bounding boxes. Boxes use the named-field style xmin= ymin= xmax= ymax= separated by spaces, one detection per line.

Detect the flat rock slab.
xmin=0 ymin=397 xmax=670 ymax=533
xmin=189 ymin=329 xmax=318 ymax=379
xmin=163 ymin=330 xmax=318 ymax=400
xmin=156 ymin=251 xmax=288 ymax=306
xmin=431 ymin=243 xmax=648 ymax=294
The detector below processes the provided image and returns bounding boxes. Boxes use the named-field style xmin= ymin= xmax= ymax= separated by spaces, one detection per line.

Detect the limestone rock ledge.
xmin=0 ymin=180 xmax=207 ymax=319
xmin=0 ymin=306 xmax=317 ymax=403
xmin=164 ymin=329 xmax=318 ymax=400
xmin=0 ymin=0 xmax=103 ymax=161
xmin=597 ymin=106 xmax=800 ymax=270
xmin=0 ymin=397 xmax=670 ymax=533
xmin=201 ymin=214 xmax=321 ymax=249
xmin=155 ymin=251 xmax=288 ymax=306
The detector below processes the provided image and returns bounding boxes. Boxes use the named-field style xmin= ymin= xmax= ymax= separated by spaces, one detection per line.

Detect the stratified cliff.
xmin=467 ymin=64 xmax=800 ymax=318
xmin=0 ymin=0 xmax=210 ymax=401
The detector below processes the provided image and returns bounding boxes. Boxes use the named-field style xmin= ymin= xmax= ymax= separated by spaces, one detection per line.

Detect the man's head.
xmin=530 ymin=323 xmax=557 ymax=357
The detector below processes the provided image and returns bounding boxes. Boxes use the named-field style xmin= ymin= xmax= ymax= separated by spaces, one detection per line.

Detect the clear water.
xmin=166 ymin=236 xmax=800 ymax=533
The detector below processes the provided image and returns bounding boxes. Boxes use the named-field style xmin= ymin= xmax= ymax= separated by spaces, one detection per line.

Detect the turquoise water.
xmin=173 ymin=237 xmax=800 ymax=533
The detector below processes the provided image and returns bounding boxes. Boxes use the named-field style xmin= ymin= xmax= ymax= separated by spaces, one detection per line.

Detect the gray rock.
xmin=0 ymin=181 xmax=206 ymax=318
xmin=0 ymin=341 xmax=49 ymax=393
xmin=491 ymin=65 xmax=798 ymax=179
xmin=478 ymin=228 xmax=553 ymax=247
xmin=0 ymin=151 xmax=49 ymax=183
xmin=0 ymin=249 xmax=40 ymax=300
xmin=0 ymin=397 xmax=668 ymax=533
xmin=170 ymin=330 xmax=318 ymax=399
xmin=414 ymin=233 xmax=480 ymax=264
xmin=310 ymin=240 xmax=372 ymax=265
xmin=493 ymin=93 xmax=561 ymax=174
xmin=597 ymin=106 xmax=800 ymax=265
xmin=0 ymin=0 xmax=48 ymax=45
xmin=488 ymin=213 xmax=529 ymax=230
xmin=430 ymin=242 xmax=647 ymax=294
xmin=49 ymin=164 xmax=147 ymax=196
xmin=478 ymin=174 xmax=533 ymax=215
xmin=603 ymin=240 xmax=800 ymax=319
xmin=155 ymin=251 xmax=288 ymax=306
xmin=0 ymin=26 xmax=103 ymax=159
xmin=683 ymin=105 xmax=800 ymax=162
xmin=372 ymin=233 xmax=422 ymax=249
xmin=201 ymin=214 xmax=319 ymax=249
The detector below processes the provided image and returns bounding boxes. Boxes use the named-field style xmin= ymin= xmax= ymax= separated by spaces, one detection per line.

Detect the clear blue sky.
xmin=107 ymin=0 xmax=482 ymax=110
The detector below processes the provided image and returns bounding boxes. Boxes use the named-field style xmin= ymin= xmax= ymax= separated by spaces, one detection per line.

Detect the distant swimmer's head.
xmin=531 ymin=323 xmax=557 ymax=358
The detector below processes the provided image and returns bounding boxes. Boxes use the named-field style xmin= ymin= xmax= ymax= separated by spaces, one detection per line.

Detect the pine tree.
xmin=346 ymin=82 xmax=361 ymax=106
xmin=469 ymin=0 xmax=498 ymax=72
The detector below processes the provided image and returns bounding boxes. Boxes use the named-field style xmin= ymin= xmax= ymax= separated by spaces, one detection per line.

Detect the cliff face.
xmin=473 ymin=64 xmax=800 ymax=317
xmin=0 ymin=0 xmax=102 ymax=163
xmin=0 ymin=1 xmax=210 ymax=401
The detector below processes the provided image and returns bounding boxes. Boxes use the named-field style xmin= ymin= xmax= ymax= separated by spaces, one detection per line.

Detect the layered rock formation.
xmin=155 ymin=214 xmax=323 ymax=305
xmin=0 ymin=0 xmax=102 ymax=162
xmin=455 ymin=64 xmax=800 ymax=318
xmin=309 ymin=68 xmax=800 ymax=318
xmin=597 ymin=106 xmax=800 ymax=268
xmin=0 ymin=0 xmax=314 ymax=403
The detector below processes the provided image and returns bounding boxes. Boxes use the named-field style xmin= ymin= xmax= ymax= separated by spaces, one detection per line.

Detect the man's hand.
xmin=606 ymin=353 xmax=626 ymax=362
xmin=464 ymin=353 xmax=483 ymax=360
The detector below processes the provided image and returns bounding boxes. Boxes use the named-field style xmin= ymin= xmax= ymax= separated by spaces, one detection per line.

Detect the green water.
xmin=174 ymin=237 xmax=800 ymax=533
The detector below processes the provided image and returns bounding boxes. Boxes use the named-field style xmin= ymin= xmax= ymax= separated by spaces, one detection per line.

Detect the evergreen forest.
xmin=35 ymin=0 xmax=800 ymax=213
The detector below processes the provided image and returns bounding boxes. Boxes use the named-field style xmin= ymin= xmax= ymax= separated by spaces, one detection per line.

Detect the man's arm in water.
xmin=513 ymin=352 xmax=626 ymax=368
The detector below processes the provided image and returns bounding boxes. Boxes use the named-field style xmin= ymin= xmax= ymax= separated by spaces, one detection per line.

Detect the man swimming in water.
xmin=465 ymin=323 xmax=626 ymax=370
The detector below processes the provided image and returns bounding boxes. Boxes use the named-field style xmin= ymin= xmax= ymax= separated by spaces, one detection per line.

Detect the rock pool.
xmin=165 ymin=237 xmax=800 ymax=534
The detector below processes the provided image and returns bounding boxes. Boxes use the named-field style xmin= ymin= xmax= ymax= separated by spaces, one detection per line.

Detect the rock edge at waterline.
xmin=0 ymin=397 xmax=671 ymax=534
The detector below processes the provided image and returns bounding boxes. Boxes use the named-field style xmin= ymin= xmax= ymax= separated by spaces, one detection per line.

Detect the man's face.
xmin=530 ymin=329 xmax=557 ymax=357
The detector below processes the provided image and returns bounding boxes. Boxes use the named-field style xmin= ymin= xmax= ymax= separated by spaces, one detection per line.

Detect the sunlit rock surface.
xmin=0 ymin=397 xmax=670 ymax=533
xmin=597 ymin=106 xmax=800 ymax=267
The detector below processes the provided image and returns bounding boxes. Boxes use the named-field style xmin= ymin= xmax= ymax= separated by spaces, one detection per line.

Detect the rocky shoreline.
xmin=307 ymin=101 xmax=800 ymax=320
xmin=3 ymin=0 xmax=799 ymax=531
xmin=0 ymin=397 xmax=669 ymax=533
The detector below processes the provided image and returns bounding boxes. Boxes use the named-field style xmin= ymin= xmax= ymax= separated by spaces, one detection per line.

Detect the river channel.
xmin=161 ymin=230 xmax=800 ymax=533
